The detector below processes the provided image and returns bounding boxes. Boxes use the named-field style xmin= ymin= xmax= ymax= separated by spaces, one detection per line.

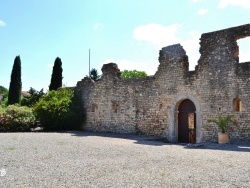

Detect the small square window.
xmin=112 ymin=103 xmax=119 ymax=113
xmin=91 ymin=104 xmax=98 ymax=112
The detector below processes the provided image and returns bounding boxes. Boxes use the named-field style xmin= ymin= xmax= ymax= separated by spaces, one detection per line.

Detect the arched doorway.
xmin=178 ymin=99 xmax=196 ymax=143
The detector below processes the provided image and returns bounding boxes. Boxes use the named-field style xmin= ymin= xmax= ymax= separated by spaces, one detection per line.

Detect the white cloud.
xmin=218 ymin=0 xmax=250 ymax=9
xmin=0 ymin=20 xmax=6 ymax=27
xmin=133 ymin=23 xmax=201 ymax=70
xmin=93 ymin=23 xmax=103 ymax=31
xmin=182 ymin=33 xmax=201 ymax=70
xmin=197 ymin=8 xmax=208 ymax=15
xmin=99 ymin=24 xmax=202 ymax=74
xmin=189 ymin=30 xmax=199 ymax=37
xmin=133 ymin=23 xmax=182 ymax=47
xmin=101 ymin=58 xmax=158 ymax=76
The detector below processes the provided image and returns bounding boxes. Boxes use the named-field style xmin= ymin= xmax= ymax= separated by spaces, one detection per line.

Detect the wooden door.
xmin=178 ymin=99 xmax=196 ymax=143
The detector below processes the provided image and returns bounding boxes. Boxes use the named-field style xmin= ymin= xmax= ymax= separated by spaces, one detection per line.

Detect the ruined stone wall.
xmin=76 ymin=64 xmax=161 ymax=135
xmin=196 ymin=24 xmax=250 ymax=141
xmin=76 ymin=24 xmax=250 ymax=142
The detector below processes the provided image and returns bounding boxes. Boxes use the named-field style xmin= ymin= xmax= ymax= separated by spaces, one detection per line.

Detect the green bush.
xmin=68 ymin=89 xmax=86 ymax=130
xmin=0 ymin=106 xmax=5 ymax=116
xmin=34 ymin=88 xmax=85 ymax=131
xmin=0 ymin=85 xmax=8 ymax=108
xmin=0 ymin=105 xmax=35 ymax=132
xmin=1 ymin=97 xmax=8 ymax=108
xmin=120 ymin=70 xmax=147 ymax=79
xmin=21 ymin=87 xmax=45 ymax=107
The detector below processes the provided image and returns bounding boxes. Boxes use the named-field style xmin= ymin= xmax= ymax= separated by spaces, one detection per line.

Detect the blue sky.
xmin=0 ymin=0 xmax=250 ymax=91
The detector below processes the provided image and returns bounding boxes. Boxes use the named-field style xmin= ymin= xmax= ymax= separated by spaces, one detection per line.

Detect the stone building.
xmin=76 ymin=24 xmax=250 ymax=143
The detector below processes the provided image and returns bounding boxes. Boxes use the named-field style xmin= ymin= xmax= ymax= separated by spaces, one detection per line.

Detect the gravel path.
xmin=0 ymin=131 xmax=249 ymax=188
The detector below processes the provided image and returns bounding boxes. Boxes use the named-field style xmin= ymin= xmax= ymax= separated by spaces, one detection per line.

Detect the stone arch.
xmin=168 ymin=93 xmax=203 ymax=143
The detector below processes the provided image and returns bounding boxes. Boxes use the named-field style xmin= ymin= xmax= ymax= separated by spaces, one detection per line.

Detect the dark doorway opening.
xmin=178 ymin=99 xmax=196 ymax=143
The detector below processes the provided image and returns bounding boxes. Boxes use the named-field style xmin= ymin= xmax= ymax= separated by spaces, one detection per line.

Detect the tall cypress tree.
xmin=49 ymin=57 xmax=63 ymax=91
xmin=8 ymin=56 xmax=22 ymax=105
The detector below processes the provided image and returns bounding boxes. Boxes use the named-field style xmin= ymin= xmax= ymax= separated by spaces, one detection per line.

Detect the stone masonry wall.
xmin=76 ymin=24 xmax=250 ymax=142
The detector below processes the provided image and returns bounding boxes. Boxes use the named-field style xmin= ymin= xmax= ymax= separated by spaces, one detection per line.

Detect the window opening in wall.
xmin=233 ymin=98 xmax=242 ymax=112
xmin=237 ymin=37 xmax=250 ymax=63
xmin=112 ymin=102 xmax=119 ymax=113
xmin=91 ymin=104 xmax=98 ymax=112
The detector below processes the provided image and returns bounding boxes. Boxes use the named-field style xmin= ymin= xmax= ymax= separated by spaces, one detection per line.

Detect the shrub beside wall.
xmin=0 ymin=105 xmax=35 ymax=132
xmin=34 ymin=88 xmax=85 ymax=131
xmin=0 ymin=88 xmax=85 ymax=132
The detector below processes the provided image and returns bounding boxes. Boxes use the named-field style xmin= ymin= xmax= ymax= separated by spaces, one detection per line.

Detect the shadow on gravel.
xmin=69 ymin=131 xmax=250 ymax=152
xmin=69 ymin=131 xmax=170 ymax=146
xmin=184 ymin=142 xmax=250 ymax=153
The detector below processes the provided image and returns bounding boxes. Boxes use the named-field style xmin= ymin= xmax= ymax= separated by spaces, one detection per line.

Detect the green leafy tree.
xmin=21 ymin=87 xmax=45 ymax=107
xmin=34 ymin=88 xmax=85 ymax=131
xmin=8 ymin=56 xmax=22 ymax=105
xmin=121 ymin=70 xmax=147 ymax=79
xmin=49 ymin=57 xmax=63 ymax=91
xmin=0 ymin=86 xmax=8 ymax=94
xmin=90 ymin=68 xmax=101 ymax=81
xmin=0 ymin=86 xmax=8 ymax=107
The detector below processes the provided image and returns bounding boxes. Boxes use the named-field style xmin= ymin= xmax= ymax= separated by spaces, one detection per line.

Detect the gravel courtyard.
xmin=0 ymin=132 xmax=249 ymax=188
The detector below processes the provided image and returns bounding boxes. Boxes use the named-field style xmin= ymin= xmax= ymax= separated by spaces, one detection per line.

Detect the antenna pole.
xmin=89 ymin=49 xmax=91 ymax=76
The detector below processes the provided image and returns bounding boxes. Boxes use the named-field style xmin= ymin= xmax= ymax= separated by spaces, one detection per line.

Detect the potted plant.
xmin=208 ymin=115 xmax=237 ymax=144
